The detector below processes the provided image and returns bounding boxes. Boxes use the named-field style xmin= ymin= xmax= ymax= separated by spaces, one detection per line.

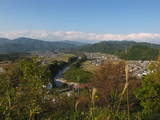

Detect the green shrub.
xmin=134 ymin=61 xmax=160 ymax=119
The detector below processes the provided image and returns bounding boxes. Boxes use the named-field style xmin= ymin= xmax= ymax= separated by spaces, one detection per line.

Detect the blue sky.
xmin=0 ymin=0 xmax=160 ymax=43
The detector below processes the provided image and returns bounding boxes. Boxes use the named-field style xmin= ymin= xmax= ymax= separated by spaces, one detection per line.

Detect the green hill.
xmin=78 ymin=41 xmax=135 ymax=54
xmin=78 ymin=41 xmax=160 ymax=60
xmin=78 ymin=41 xmax=160 ymax=53
xmin=117 ymin=45 xmax=159 ymax=60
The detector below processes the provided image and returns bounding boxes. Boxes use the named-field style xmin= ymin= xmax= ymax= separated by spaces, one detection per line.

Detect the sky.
xmin=0 ymin=0 xmax=160 ymax=43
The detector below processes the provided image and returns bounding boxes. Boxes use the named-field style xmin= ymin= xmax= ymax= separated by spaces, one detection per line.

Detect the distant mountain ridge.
xmin=1 ymin=38 xmax=160 ymax=60
xmin=78 ymin=40 xmax=160 ymax=60
xmin=0 ymin=37 xmax=86 ymax=53
xmin=78 ymin=40 xmax=160 ymax=53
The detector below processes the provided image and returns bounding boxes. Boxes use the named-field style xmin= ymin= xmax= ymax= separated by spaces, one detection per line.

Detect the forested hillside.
xmin=0 ymin=37 xmax=85 ymax=53
xmin=117 ymin=45 xmax=159 ymax=60
xmin=78 ymin=41 xmax=160 ymax=60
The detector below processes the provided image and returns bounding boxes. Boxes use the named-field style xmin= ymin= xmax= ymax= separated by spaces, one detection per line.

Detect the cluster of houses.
xmin=84 ymin=52 xmax=120 ymax=66
xmin=128 ymin=61 xmax=151 ymax=77
xmin=84 ymin=52 xmax=152 ymax=77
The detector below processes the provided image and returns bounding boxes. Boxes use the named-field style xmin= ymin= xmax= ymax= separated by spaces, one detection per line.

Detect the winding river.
xmin=54 ymin=66 xmax=70 ymax=87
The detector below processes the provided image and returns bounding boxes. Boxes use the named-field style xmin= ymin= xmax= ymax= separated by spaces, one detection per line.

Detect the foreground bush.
xmin=0 ymin=57 xmax=51 ymax=119
xmin=135 ymin=61 xmax=160 ymax=119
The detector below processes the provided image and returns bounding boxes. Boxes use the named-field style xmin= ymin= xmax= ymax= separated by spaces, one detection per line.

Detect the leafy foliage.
xmin=134 ymin=61 xmax=160 ymax=119
xmin=0 ymin=57 xmax=51 ymax=119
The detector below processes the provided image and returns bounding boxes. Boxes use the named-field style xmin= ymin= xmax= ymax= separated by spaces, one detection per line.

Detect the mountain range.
xmin=0 ymin=37 xmax=86 ymax=54
xmin=0 ymin=37 xmax=160 ymax=60
xmin=78 ymin=40 xmax=160 ymax=53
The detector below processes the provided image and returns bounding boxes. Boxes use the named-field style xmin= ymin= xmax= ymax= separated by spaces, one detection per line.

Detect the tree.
xmin=92 ymin=61 xmax=126 ymax=106
xmin=0 ymin=57 xmax=51 ymax=119
xmin=135 ymin=61 xmax=160 ymax=119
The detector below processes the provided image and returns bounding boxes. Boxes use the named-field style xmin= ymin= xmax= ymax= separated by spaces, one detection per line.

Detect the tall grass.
xmin=113 ymin=62 xmax=130 ymax=120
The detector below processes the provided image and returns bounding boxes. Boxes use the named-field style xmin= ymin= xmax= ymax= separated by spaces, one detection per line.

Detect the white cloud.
xmin=0 ymin=30 xmax=160 ymax=43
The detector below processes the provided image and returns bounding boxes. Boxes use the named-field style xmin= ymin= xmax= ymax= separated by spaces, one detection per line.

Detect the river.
xmin=54 ymin=66 xmax=70 ymax=87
